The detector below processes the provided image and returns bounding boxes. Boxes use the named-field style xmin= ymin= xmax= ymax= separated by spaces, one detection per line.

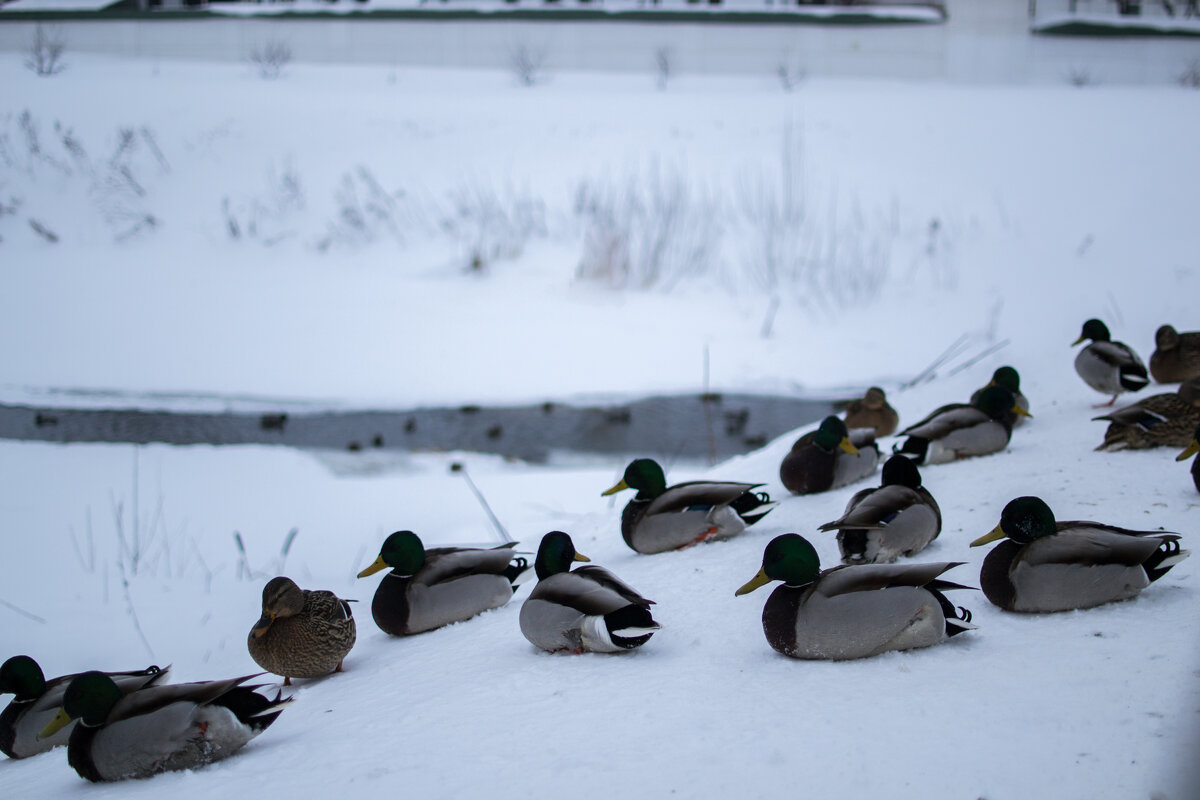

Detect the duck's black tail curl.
xmin=1144 ymin=536 xmax=1190 ymax=583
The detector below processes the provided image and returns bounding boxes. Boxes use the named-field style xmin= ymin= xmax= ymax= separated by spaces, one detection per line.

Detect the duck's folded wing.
xmin=818 ymin=485 xmax=920 ymax=531
xmin=898 ymin=402 xmax=963 ymax=435
xmin=108 ymin=675 xmax=258 ymax=723
xmin=644 ymin=482 xmax=758 ymax=516
xmin=1024 ymin=526 xmax=1179 ymax=567
xmin=1090 ymin=341 xmax=1145 ymax=370
xmin=30 ymin=666 xmax=168 ymax=714
xmin=532 ymin=571 xmax=644 ymax=615
xmin=816 ymin=562 xmax=966 ymax=597
xmin=572 ymin=565 xmax=655 ymax=607
xmin=418 ymin=543 xmax=520 ymax=585
xmin=900 ymin=405 xmax=982 ymax=439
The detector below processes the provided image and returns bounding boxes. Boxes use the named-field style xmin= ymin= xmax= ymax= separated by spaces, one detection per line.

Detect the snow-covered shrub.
xmin=1179 ymin=58 xmax=1200 ymax=88
xmin=510 ymin=44 xmax=547 ymax=87
xmin=249 ymin=40 xmax=293 ymax=80
xmin=314 ymin=166 xmax=411 ymax=251
xmin=574 ymin=163 xmax=720 ymax=290
xmin=437 ymin=180 xmax=547 ymax=273
xmin=0 ymin=112 xmax=166 ymax=245
xmin=222 ymin=158 xmax=306 ymax=246
xmin=25 ymin=24 xmax=67 ymax=77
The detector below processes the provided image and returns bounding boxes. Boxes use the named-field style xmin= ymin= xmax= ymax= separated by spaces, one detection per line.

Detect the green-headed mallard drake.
xmin=969 ymin=366 xmax=1029 ymax=427
xmin=519 ymin=531 xmax=661 ymax=654
xmin=601 ymin=458 xmax=776 ymax=554
xmin=1176 ymin=423 xmax=1200 ymax=494
xmin=357 ymin=530 xmax=529 ymax=636
xmin=843 ymin=386 xmax=899 ymax=437
xmin=1150 ymin=324 xmax=1200 ymax=384
xmin=1092 ymin=377 xmax=1200 ymax=451
xmin=818 ymin=454 xmax=942 ymax=565
xmin=894 ymin=385 xmax=1029 ymax=465
xmin=735 ymin=534 xmax=974 ymax=660
xmin=1072 ymin=318 xmax=1149 ymax=406
xmin=1 ymin=657 xmax=167 ymax=760
xmin=39 ymin=672 xmax=290 ymax=782
xmin=247 ymin=576 xmax=356 ymax=685
xmin=970 ymin=496 xmax=1190 ymax=613
xmin=779 ymin=416 xmax=879 ymax=495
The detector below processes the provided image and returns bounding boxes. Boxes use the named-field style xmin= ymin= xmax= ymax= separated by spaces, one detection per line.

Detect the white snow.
xmin=1 ymin=21 xmax=1199 ymax=800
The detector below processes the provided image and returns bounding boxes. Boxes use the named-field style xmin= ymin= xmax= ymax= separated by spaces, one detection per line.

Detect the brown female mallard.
xmin=1150 ymin=324 xmax=1200 ymax=383
xmin=248 ymin=576 xmax=356 ymax=685
xmin=1092 ymin=377 xmax=1200 ymax=450
xmin=843 ymin=386 xmax=899 ymax=437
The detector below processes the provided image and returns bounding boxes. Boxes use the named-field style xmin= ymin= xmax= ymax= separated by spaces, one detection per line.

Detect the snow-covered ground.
xmin=2 ymin=42 xmax=1199 ymax=799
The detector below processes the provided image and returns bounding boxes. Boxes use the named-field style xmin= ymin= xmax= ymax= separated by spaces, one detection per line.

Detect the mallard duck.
xmin=1 ymin=657 xmax=167 ymax=760
xmin=1176 ymin=423 xmax=1200 ymax=494
xmin=39 ymin=672 xmax=290 ymax=782
xmin=779 ymin=416 xmax=879 ymax=495
xmin=357 ymin=530 xmax=529 ymax=635
xmin=970 ymin=496 xmax=1190 ymax=613
xmin=247 ymin=576 xmax=356 ymax=685
xmin=735 ymin=534 xmax=974 ymax=660
xmin=843 ymin=386 xmax=899 ymax=437
xmin=601 ymin=458 xmax=776 ymax=554
xmin=519 ymin=531 xmax=661 ymax=654
xmin=969 ymin=366 xmax=1029 ymax=427
xmin=894 ymin=385 xmax=1029 ymax=465
xmin=1072 ymin=318 xmax=1149 ymax=406
xmin=818 ymin=454 xmax=942 ymax=564
xmin=1150 ymin=324 xmax=1200 ymax=384
xmin=1092 ymin=377 xmax=1200 ymax=450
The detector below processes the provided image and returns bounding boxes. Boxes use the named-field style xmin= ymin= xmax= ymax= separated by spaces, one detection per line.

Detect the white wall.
xmin=1 ymin=0 xmax=1199 ymax=83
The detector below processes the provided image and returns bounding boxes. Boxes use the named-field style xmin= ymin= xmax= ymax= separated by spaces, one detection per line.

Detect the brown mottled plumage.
xmin=843 ymin=386 xmax=899 ymax=437
xmin=248 ymin=577 xmax=356 ymax=685
xmin=1150 ymin=324 xmax=1200 ymax=384
xmin=1093 ymin=377 xmax=1200 ymax=451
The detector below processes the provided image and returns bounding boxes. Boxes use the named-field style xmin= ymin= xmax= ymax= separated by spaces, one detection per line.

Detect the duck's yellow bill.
xmin=38 ymin=708 xmax=73 ymax=741
xmin=601 ymin=479 xmax=629 ymax=497
xmin=1013 ymin=405 xmax=1033 ymax=418
xmin=1071 ymin=335 xmax=1086 ymax=346
xmin=1178 ymin=440 xmax=1200 ymax=462
xmin=574 ymin=552 xmax=591 ymax=563
xmin=839 ymin=438 xmax=859 ymax=456
xmin=970 ymin=525 xmax=1007 ymax=547
xmin=357 ymin=555 xmax=389 ymax=578
xmin=735 ymin=567 xmax=772 ymax=597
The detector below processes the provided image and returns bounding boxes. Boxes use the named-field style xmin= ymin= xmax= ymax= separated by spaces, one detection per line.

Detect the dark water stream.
xmin=0 ymin=393 xmax=836 ymax=463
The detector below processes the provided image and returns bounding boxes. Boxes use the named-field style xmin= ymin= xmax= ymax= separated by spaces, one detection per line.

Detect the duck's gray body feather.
xmin=401 ymin=573 xmax=514 ymax=633
xmin=901 ymin=405 xmax=1011 ymax=464
xmin=1075 ymin=341 xmax=1148 ymax=395
xmin=70 ymin=675 xmax=287 ymax=781
xmin=1 ymin=667 xmax=168 ymax=759
xmin=520 ymin=567 xmax=658 ymax=654
xmin=821 ymin=485 xmax=942 ymax=564
xmin=624 ymin=481 xmax=768 ymax=554
xmin=987 ymin=525 xmax=1186 ymax=613
xmin=764 ymin=562 xmax=970 ymax=660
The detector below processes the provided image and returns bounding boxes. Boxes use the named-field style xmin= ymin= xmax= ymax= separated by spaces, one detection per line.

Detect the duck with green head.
xmin=894 ymin=385 xmax=1029 ymax=465
xmin=1 ymin=657 xmax=167 ymax=760
xmin=971 ymin=496 xmax=1190 ymax=613
xmin=357 ymin=530 xmax=530 ymax=636
xmin=736 ymin=534 xmax=974 ymax=660
xmin=1072 ymin=318 xmax=1149 ymax=406
xmin=1092 ymin=376 xmax=1200 ymax=451
xmin=969 ymin=366 xmax=1029 ymax=427
xmin=602 ymin=458 xmax=776 ymax=554
xmin=818 ymin=454 xmax=942 ymax=564
xmin=1150 ymin=324 xmax=1200 ymax=384
xmin=779 ymin=416 xmax=879 ymax=495
xmin=38 ymin=672 xmax=290 ymax=782
xmin=519 ymin=531 xmax=660 ymax=654
xmin=1178 ymin=423 xmax=1200 ymax=494
xmin=247 ymin=576 xmax=356 ymax=686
